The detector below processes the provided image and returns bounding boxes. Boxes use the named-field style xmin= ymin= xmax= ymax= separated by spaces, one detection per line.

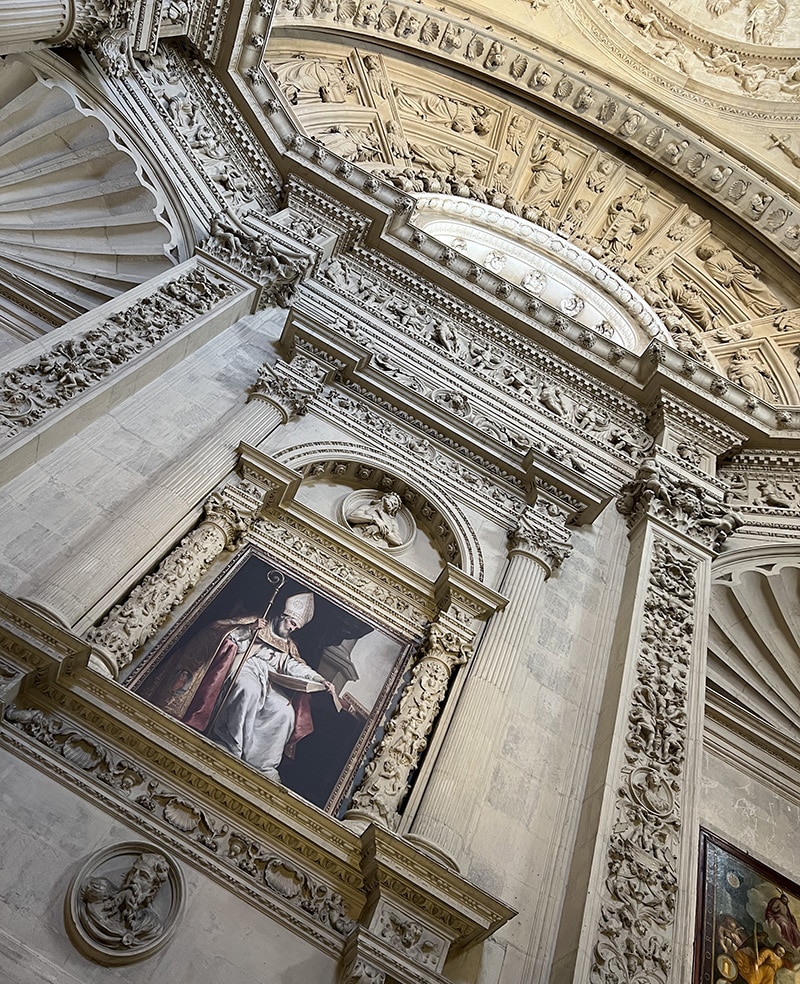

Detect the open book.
xmin=268 ymin=671 xmax=342 ymax=712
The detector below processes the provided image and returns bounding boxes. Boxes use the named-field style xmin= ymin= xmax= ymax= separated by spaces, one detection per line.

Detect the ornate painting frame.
xmin=695 ymin=829 xmax=800 ymax=984
xmin=124 ymin=543 xmax=413 ymax=814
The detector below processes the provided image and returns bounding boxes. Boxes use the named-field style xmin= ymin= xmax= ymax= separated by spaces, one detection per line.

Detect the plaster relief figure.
xmin=344 ymin=491 xmax=408 ymax=548
xmin=725 ymin=347 xmax=778 ymax=399
xmin=79 ymin=853 xmax=169 ymax=950
xmin=66 ymin=844 xmax=183 ymax=966
xmin=524 ymin=136 xmax=573 ymax=209
xmin=697 ymin=242 xmax=783 ymax=316
xmin=598 ymin=186 xmax=651 ymax=255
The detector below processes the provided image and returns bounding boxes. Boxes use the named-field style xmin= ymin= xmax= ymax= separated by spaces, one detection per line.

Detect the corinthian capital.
xmin=248 ymin=357 xmax=325 ymax=420
xmin=617 ymin=455 xmax=742 ymax=553
xmin=509 ymin=499 xmax=573 ymax=575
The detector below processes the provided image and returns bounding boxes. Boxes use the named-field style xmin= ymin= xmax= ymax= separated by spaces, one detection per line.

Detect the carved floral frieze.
xmin=0 ymin=265 xmax=240 ymax=440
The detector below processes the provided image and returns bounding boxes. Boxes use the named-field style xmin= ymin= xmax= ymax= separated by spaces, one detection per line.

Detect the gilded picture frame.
xmin=696 ymin=830 xmax=800 ymax=984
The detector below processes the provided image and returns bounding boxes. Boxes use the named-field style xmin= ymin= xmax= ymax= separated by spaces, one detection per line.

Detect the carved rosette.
xmin=509 ymin=499 xmax=573 ymax=575
xmin=85 ymin=488 xmax=256 ymax=675
xmin=249 ymin=356 xmax=326 ymax=421
xmin=617 ymin=456 xmax=742 ymax=552
xmin=591 ymin=537 xmax=697 ymax=984
xmin=347 ymin=620 xmax=472 ymax=830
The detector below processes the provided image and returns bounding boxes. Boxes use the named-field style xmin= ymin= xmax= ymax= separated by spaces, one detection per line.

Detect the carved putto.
xmin=65 ymin=843 xmax=184 ymax=965
xmin=342 ymin=490 xmax=416 ymax=550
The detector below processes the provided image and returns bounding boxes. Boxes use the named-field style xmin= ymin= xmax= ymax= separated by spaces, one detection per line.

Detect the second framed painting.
xmin=696 ymin=830 xmax=800 ymax=984
xmin=124 ymin=545 xmax=413 ymax=813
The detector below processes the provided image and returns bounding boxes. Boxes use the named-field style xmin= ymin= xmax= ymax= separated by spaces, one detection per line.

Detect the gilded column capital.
xmin=248 ymin=356 xmax=325 ymax=421
xmin=617 ymin=455 xmax=742 ymax=553
xmin=508 ymin=499 xmax=573 ymax=575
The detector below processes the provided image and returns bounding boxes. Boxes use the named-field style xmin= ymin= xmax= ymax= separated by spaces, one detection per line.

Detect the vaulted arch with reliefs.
xmin=273 ymin=440 xmax=487 ymax=581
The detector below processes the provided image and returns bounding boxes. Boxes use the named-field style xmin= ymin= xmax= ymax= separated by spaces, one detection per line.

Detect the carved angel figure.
xmin=696 ymin=242 xmax=783 ymax=317
xmin=524 ymin=137 xmax=572 ymax=209
xmin=345 ymin=492 xmax=405 ymax=547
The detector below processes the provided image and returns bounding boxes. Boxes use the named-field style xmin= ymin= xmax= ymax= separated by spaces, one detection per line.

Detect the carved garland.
xmin=348 ymin=621 xmax=472 ymax=830
xmin=86 ymin=486 xmax=256 ymax=674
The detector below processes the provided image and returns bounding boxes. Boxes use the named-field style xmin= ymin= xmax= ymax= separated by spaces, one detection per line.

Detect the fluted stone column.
xmin=0 ymin=0 xmax=70 ymax=52
xmin=346 ymin=617 xmax=474 ymax=832
xmin=551 ymin=454 xmax=740 ymax=984
xmin=0 ymin=0 xmax=120 ymax=55
xmin=24 ymin=357 xmax=325 ymax=645
xmin=409 ymin=498 xmax=572 ymax=861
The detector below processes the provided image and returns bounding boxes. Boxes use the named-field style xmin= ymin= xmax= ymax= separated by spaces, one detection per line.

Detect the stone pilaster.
xmin=554 ymin=454 xmax=740 ymax=984
xmin=346 ymin=615 xmax=474 ymax=832
xmin=23 ymin=356 xmax=324 ymax=636
xmin=409 ymin=498 xmax=572 ymax=861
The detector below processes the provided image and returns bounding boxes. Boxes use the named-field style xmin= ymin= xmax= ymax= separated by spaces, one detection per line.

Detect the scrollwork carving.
xmin=509 ymin=500 xmax=572 ymax=574
xmin=249 ymin=357 xmax=326 ymax=419
xmin=590 ymin=537 xmax=697 ymax=984
xmin=202 ymin=208 xmax=311 ymax=307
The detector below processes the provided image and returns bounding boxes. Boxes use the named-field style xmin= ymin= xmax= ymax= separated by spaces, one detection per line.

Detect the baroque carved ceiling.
xmin=262 ymin=23 xmax=800 ymax=404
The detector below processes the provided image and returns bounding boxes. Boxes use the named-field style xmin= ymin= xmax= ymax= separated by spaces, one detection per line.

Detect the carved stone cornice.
xmin=617 ymin=455 xmax=742 ymax=553
xmin=508 ymin=498 xmax=573 ymax=575
xmin=85 ymin=484 xmax=258 ymax=675
xmin=0 ymin=262 xmax=241 ymax=443
xmin=248 ymin=355 xmax=327 ymax=420
xmin=644 ymin=391 xmax=746 ymax=477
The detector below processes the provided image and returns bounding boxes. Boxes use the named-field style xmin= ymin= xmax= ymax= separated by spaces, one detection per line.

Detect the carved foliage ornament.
xmin=86 ymin=487 xmax=257 ymax=672
xmin=0 ymin=266 xmax=237 ymax=440
xmin=617 ymin=457 xmax=741 ymax=552
xmin=65 ymin=842 xmax=184 ymax=965
xmin=591 ymin=538 xmax=697 ymax=984
xmin=348 ymin=621 xmax=472 ymax=829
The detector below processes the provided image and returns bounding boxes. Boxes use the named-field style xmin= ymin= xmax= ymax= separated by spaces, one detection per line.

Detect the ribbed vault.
xmin=0 ymin=58 xmax=177 ymax=339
